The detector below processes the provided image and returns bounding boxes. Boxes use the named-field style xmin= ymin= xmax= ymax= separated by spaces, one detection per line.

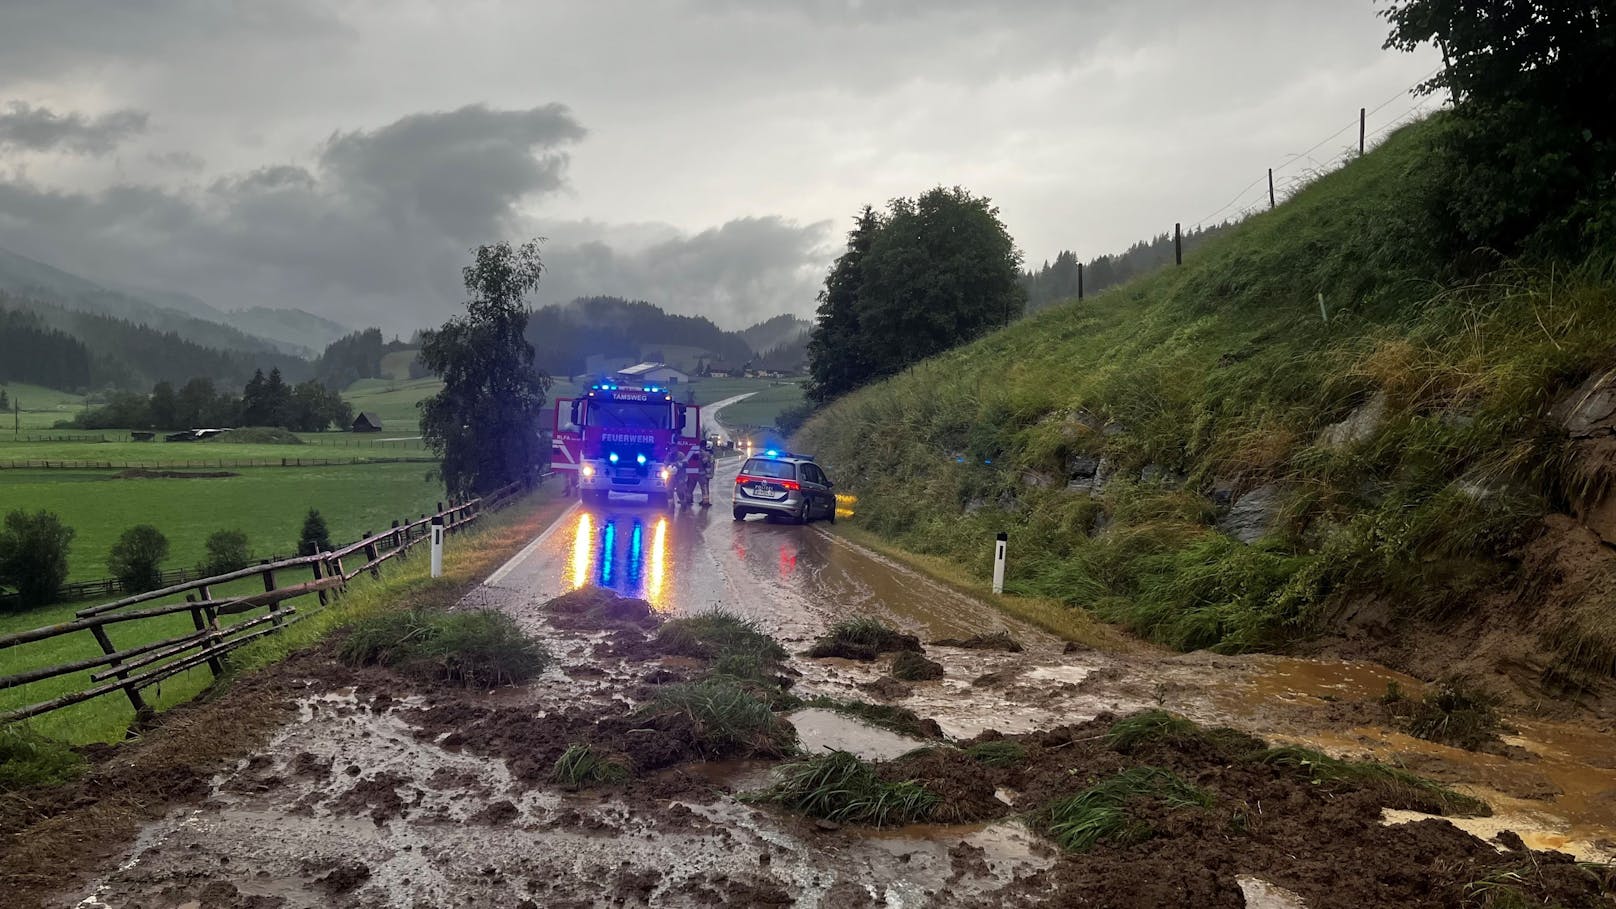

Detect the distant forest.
xmin=525 ymin=296 xmax=758 ymax=376
xmin=1021 ymin=223 xmax=1234 ymax=312
xmin=0 ymin=294 xmax=310 ymax=391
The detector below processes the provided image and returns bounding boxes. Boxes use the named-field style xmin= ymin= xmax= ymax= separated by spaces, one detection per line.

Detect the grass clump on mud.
xmin=1104 ymin=709 xmax=1261 ymax=756
xmin=963 ymin=740 xmax=1026 ymax=767
xmin=1037 ymin=767 xmax=1213 ymax=852
xmin=1256 ymin=744 xmax=1489 ymax=817
xmin=0 ymin=724 xmax=84 ymax=791
xmin=1384 ymin=679 xmax=1506 ymax=751
xmin=890 ymin=650 xmax=944 ymax=681
xmin=654 ymin=610 xmax=789 ymax=682
xmin=645 ymin=677 xmax=797 ymax=758
xmin=796 ymin=696 xmax=946 ymax=740
xmin=552 ymin=743 xmax=629 ymax=789
xmin=340 ymin=607 xmax=551 ymax=687
xmin=806 ymin=616 xmax=922 ymax=660
xmin=756 ymin=750 xmax=939 ymax=827
xmin=545 ymin=586 xmax=658 ymax=631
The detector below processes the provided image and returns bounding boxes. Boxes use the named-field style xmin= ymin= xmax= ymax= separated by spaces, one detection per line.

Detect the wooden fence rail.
xmin=0 ymin=479 xmax=526 ymax=726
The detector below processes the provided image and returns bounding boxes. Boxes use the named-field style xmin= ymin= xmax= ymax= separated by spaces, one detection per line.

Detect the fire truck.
xmin=550 ymin=380 xmax=704 ymax=508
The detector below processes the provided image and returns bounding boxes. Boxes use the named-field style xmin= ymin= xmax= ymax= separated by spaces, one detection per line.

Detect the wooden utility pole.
xmin=1174 ymin=223 xmax=1183 ymax=266
xmin=1077 ymin=262 xmax=1084 ymax=301
xmin=1268 ymin=168 xmax=1276 ymax=209
xmin=1359 ymin=107 xmax=1366 ymax=156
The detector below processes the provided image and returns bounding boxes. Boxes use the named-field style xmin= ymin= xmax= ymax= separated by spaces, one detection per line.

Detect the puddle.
xmin=787 ymin=708 xmax=927 ymax=760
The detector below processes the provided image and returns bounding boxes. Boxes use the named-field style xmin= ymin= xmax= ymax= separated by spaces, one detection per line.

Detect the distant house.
xmin=705 ymin=361 xmax=736 ymax=378
xmin=353 ymin=412 xmax=384 ymax=433
xmin=616 ymin=362 xmax=689 ymax=386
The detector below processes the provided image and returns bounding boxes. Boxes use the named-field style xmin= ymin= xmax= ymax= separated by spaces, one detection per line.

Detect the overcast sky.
xmin=0 ymin=1 xmax=1440 ymax=334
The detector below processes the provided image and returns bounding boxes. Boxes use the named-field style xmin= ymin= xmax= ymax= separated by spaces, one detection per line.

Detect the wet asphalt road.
xmin=481 ymin=456 xmax=1027 ymax=646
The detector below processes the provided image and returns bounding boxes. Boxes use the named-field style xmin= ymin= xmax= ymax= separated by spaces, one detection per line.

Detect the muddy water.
xmin=479 ymin=461 xmax=1616 ymax=860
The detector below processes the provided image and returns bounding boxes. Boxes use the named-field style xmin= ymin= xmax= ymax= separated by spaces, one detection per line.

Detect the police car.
xmin=731 ymin=450 xmax=836 ymax=524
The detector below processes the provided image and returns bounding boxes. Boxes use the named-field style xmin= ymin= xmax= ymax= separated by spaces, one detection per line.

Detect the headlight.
xmin=660 ymin=467 xmax=672 ymax=481
xmin=582 ymin=465 xmax=595 ymax=477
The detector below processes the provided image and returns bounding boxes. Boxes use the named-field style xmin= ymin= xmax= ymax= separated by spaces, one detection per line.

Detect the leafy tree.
xmin=0 ymin=510 xmax=74 ymax=609
xmin=1383 ymin=0 xmax=1616 ymax=256
xmin=299 ymin=509 xmax=332 ymax=556
xmin=148 ymin=380 xmax=178 ymax=429
xmin=107 ymin=525 xmax=169 ymax=594
xmin=202 ymin=529 xmax=251 ymax=576
xmin=806 ymin=189 xmax=1024 ymax=401
xmin=806 ymin=207 xmax=879 ymax=404
xmin=420 ymin=240 xmax=552 ymax=495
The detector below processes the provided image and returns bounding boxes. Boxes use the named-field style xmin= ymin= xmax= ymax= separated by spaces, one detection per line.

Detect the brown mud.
xmin=19 ymin=582 xmax=1611 ymax=908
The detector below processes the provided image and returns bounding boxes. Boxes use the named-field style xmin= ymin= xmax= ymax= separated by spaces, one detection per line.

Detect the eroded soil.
xmin=18 ymin=579 xmax=1614 ymax=909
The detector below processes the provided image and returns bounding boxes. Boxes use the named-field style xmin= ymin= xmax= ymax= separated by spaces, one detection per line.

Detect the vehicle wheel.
xmin=795 ymin=504 xmax=809 ymax=525
xmin=827 ymin=501 xmax=837 ymax=524
xmin=733 ymin=508 xmax=746 ymax=522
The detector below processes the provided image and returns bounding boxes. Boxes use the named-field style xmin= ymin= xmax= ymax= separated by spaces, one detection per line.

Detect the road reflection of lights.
xmin=600 ymin=520 xmax=616 ymax=586
xmin=569 ymin=512 xmax=593 ymax=589
xmin=648 ymin=518 xmax=667 ymax=605
xmin=628 ymin=521 xmax=644 ymax=587
xmin=779 ymin=544 xmax=797 ymax=578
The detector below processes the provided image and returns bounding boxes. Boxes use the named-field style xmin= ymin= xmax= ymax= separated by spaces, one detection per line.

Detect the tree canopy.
xmin=807 ymin=189 xmax=1023 ymax=404
xmin=1383 ymin=0 xmax=1615 ymax=256
xmin=419 ymin=240 xmax=552 ymax=496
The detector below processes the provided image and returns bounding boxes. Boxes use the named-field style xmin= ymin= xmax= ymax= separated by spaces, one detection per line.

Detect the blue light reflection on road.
xmin=568 ymin=508 xmax=671 ymax=608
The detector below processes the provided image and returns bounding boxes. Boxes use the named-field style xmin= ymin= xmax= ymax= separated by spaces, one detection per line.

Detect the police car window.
xmin=743 ymin=459 xmax=796 ymax=480
xmin=591 ymin=401 xmax=670 ymax=430
xmin=803 ymin=464 xmax=825 ymax=485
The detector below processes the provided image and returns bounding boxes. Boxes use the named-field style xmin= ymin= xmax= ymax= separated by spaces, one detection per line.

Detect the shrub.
xmin=757 ymin=750 xmax=938 ymax=826
xmin=340 ymin=608 xmax=551 ymax=687
xmin=107 ymin=524 xmax=169 ymax=594
xmin=299 ymin=508 xmax=332 ymax=556
xmin=202 ymin=529 xmax=251 ymax=576
xmin=0 ymin=509 xmax=74 ymax=608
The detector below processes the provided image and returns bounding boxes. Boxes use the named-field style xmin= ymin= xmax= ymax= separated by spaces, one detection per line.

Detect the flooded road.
xmin=60 ymin=459 xmax=1616 ymax=907
xmin=472 ymin=457 xmax=1616 ymax=863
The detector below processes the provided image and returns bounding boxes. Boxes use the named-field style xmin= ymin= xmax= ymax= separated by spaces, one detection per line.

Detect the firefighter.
xmin=696 ymin=440 xmax=715 ymax=507
xmin=676 ymin=445 xmax=697 ymax=507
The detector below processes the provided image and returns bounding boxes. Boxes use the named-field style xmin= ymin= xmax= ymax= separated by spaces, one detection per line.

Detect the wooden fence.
xmin=0 ymin=479 xmax=525 ymax=726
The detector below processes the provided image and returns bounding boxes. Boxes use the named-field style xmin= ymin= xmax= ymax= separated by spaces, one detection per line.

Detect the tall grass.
xmin=755 ymin=750 xmax=939 ymax=826
xmin=339 ymin=608 xmax=551 ymax=687
xmin=797 ymin=114 xmax=1616 ymax=662
xmin=1037 ymin=767 xmax=1213 ymax=852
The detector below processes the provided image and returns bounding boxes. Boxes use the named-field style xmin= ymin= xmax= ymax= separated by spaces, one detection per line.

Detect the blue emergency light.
xmin=608 ymin=453 xmax=619 ymax=464
xmin=636 ymin=453 xmax=647 ymax=465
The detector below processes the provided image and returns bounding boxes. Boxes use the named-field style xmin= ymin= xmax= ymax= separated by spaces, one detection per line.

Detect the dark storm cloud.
xmin=320 ymin=104 xmax=586 ymax=242
xmin=0 ymin=102 xmax=148 ymax=155
xmin=0 ymin=104 xmax=588 ymax=330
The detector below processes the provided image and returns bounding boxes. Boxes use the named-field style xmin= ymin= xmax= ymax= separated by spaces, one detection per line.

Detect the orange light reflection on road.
xmin=648 ymin=518 xmax=668 ymax=606
xmin=569 ymin=512 xmax=593 ymax=589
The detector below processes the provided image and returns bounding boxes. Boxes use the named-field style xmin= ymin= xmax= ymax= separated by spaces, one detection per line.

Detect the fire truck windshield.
xmin=590 ymin=401 xmax=671 ymax=430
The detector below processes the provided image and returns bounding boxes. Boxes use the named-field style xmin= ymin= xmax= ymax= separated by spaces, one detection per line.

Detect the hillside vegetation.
xmin=798 ymin=115 xmax=1616 ymax=703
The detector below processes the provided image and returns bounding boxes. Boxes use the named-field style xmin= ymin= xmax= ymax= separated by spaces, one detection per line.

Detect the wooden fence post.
xmin=311 ymin=558 xmax=329 ymax=606
xmin=261 ymin=560 xmax=283 ymax=627
xmin=89 ymin=624 xmax=149 ymax=716
xmin=187 ymin=592 xmax=224 ymax=677
xmin=364 ymin=531 xmax=381 ymax=579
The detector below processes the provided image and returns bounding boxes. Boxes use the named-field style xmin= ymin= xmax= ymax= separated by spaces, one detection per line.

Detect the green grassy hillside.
xmin=798 ymin=115 xmax=1616 ymax=696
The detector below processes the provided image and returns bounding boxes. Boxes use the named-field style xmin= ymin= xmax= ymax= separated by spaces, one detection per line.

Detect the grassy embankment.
xmin=0 ymin=383 xmax=87 ymax=432
xmin=798 ymin=114 xmax=1616 ymax=680
xmin=2 ymin=486 xmax=569 ymax=745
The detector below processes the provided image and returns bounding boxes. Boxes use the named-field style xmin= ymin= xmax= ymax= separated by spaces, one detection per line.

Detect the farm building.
xmin=353 ymin=412 xmax=384 ymax=433
xmin=616 ymin=362 xmax=688 ymax=386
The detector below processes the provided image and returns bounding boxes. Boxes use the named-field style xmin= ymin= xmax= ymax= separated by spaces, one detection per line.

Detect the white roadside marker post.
xmin=992 ymin=531 xmax=1007 ymax=595
xmin=430 ymin=515 xmax=445 ymax=578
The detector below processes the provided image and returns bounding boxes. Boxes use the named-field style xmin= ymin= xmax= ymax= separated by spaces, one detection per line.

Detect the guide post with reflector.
xmin=992 ymin=531 xmax=1007 ymax=594
xmin=430 ymin=515 xmax=445 ymax=578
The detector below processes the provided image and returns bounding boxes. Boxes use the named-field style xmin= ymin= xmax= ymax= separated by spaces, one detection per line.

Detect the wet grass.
xmin=552 ymin=743 xmax=629 ymax=789
xmin=756 ymin=750 xmax=939 ymax=827
xmin=646 ymin=677 xmax=798 ymax=757
xmin=0 ymin=724 xmax=84 ymax=791
xmin=1038 ymin=767 xmax=1213 ymax=852
xmin=806 ymin=616 xmax=921 ymax=660
xmin=796 ymin=696 xmax=945 ymax=741
xmin=654 ymin=610 xmax=788 ymax=674
xmin=1402 ymin=676 xmax=1499 ymax=747
xmin=339 ymin=608 xmax=552 ymax=687
xmin=1105 ymin=709 xmax=1260 ymax=756
xmin=963 ymin=740 xmax=1026 ymax=767
xmin=1256 ymin=745 xmax=1490 ymax=817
